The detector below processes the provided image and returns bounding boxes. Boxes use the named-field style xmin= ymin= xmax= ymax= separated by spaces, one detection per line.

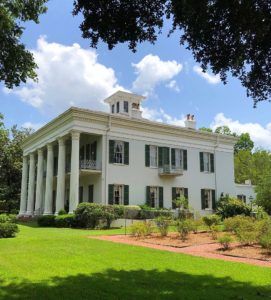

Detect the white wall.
xmin=235 ymin=183 xmax=256 ymax=203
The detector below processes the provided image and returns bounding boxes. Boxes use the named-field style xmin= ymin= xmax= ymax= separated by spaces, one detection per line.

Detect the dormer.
xmin=104 ymin=91 xmax=145 ymax=119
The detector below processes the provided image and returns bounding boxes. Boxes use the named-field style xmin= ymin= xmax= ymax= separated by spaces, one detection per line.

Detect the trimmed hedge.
xmin=55 ymin=214 xmax=76 ymax=228
xmin=37 ymin=215 xmax=56 ymax=227
xmin=0 ymin=214 xmax=19 ymax=238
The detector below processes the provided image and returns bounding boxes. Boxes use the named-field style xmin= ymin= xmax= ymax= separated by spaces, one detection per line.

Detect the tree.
xmin=255 ymin=175 xmax=271 ymax=214
xmin=234 ymin=133 xmax=254 ymax=154
xmin=199 ymin=127 xmax=213 ymax=133
xmin=0 ymin=0 xmax=47 ymax=88
xmin=73 ymin=1 xmax=271 ymax=107
xmin=215 ymin=126 xmax=235 ymax=136
xmin=234 ymin=150 xmax=253 ymax=184
xmin=0 ymin=114 xmax=32 ymax=213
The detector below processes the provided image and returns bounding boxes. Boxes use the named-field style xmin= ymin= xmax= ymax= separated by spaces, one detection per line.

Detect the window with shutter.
xmin=145 ymin=145 xmax=150 ymax=167
xmin=212 ymin=190 xmax=216 ymax=210
xmin=159 ymin=187 xmax=163 ymax=208
xmin=124 ymin=142 xmax=129 ymax=165
xmin=109 ymin=140 xmax=115 ymax=163
xmin=124 ymin=185 xmax=129 ymax=205
xmin=146 ymin=186 xmax=151 ymax=206
xmin=88 ymin=185 xmax=93 ymax=203
xmin=201 ymin=189 xmax=213 ymax=210
xmin=210 ymin=153 xmax=214 ymax=172
xmin=200 ymin=152 xmax=214 ymax=172
xmin=149 ymin=145 xmax=158 ymax=167
xmin=183 ymin=149 xmax=187 ymax=170
xmin=172 ymin=187 xmax=177 ymax=209
xmin=200 ymin=152 xmax=204 ymax=172
xmin=108 ymin=184 xmax=114 ymax=205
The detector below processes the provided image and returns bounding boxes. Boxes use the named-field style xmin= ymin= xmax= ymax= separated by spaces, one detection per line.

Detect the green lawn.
xmin=0 ymin=224 xmax=270 ymax=300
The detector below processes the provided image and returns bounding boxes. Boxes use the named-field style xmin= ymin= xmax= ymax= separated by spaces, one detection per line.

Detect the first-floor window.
xmin=202 ymin=189 xmax=213 ymax=210
xmin=237 ymin=194 xmax=246 ymax=203
xmin=111 ymin=104 xmax=115 ymax=113
xmin=114 ymin=185 xmax=123 ymax=205
xmin=114 ymin=141 xmax=124 ymax=164
xmin=150 ymin=187 xmax=159 ymax=208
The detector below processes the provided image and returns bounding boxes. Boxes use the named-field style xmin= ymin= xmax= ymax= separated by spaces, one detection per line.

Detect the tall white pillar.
xmin=34 ymin=149 xmax=44 ymax=215
xmin=55 ymin=137 xmax=66 ymax=214
xmin=19 ymin=156 xmax=28 ymax=215
xmin=26 ymin=153 xmax=36 ymax=215
xmin=44 ymin=144 xmax=54 ymax=215
xmin=69 ymin=131 xmax=80 ymax=213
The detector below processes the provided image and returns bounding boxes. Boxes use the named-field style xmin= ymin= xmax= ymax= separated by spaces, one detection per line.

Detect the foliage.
xmin=259 ymin=234 xmax=271 ymax=253
xmin=129 ymin=221 xmax=153 ymax=237
xmin=0 ymin=222 xmax=19 ymax=238
xmin=215 ymin=126 xmax=235 ymax=136
xmin=155 ymin=216 xmax=171 ymax=237
xmin=199 ymin=127 xmax=212 ymax=133
xmin=202 ymin=214 xmax=220 ymax=229
xmin=74 ymin=203 xmax=104 ymax=229
xmin=0 ymin=1 xmax=47 ymax=88
xmin=218 ymin=234 xmax=233 ymax=251
xmin=255 ymin=175 xmax=271 ymax=214
xmin=234 ymin=133 xmax=254 ymax=154
xmin=0 ymin=114 xmax=32 ymax=213
xmin=58 ymin=209 xmax=67 ymax=216
xmin=123 ymin=205 xmax=140 ymax=219
xmin=223 ymin=216 xmax=254 ymax=234
xmin=74 ymin=1 xmax=271 ymax=106
xmin=55 ymin=214 xmax=76 ymax=228
xmin=235 ymin=219 xmax=258 ymax=246
xmin=138 ymin=207 xmax=172 ymax=220
xmin=102 ymin=205 xmax=123 ymax=229
xmin=176 ymin=219 xmax=193 ymax=241
xmin=210 ymin=225 xmax=220 ymax=240
xmin=37 ymin=215 xmax=55 ymax=227
xmin=216 ymin=196 xmax=251 ymax=219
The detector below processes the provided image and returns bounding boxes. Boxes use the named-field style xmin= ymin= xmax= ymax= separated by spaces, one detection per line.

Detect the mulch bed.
xmin=89 ymin=232 xmax=271 ymax=268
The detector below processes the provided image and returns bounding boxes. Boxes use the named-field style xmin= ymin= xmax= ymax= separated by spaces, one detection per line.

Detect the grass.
xmin=0 ymin=223 xmax=270 ymax=300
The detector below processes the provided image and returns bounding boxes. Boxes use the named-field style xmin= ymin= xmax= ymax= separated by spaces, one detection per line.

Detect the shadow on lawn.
xmin=0 ymin=269 xmax=269 ymax=300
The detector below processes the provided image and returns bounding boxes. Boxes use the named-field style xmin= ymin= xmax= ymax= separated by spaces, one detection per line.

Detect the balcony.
xmin=158 ymin=165 xmax=183 ymax=176
xmin=80 ymin=160 xmax=102 ymax=174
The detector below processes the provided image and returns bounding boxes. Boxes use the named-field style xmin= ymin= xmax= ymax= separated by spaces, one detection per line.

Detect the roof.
xmin=103 ymin=91 xmax=145 ymax=104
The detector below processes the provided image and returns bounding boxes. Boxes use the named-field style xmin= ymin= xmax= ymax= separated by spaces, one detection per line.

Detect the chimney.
xmin=184 ymin=114 xmax=196 ymax=130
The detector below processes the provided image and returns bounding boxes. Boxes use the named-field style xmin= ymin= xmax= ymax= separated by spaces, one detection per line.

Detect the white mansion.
xmin=19 ymin=91 xmax=255 ymax=216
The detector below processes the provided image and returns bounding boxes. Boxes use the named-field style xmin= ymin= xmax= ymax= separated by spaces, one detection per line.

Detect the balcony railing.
xmin=158 ymin=165 xmax=183 ymax=176
xmin=80 ymin=160 xmax=101 ymax=171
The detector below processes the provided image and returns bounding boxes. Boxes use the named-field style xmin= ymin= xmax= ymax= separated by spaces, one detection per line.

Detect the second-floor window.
xmin=200 ymin=152 xmax=214 ymax=172
xmin=124 ymin=101 xmax=129 ymax=113
xmin=114 ymin=141 xmax=124 ymax=164
xmin=149 ymin=145 xmax=158 ymax=167
xmin=109 ymin=140 xmax=129 ymax=165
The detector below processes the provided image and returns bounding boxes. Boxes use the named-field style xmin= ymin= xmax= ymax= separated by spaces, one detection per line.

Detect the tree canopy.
xmin=73 ymin=0 xmax=271 ymax=107
xmin=0 ymin=0 xmax=47 ymax=89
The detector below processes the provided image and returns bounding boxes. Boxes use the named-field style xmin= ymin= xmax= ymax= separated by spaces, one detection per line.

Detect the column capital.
xmin=47 ymin=143 xmax=53 ymax=151
xmin=37 ymin=148 xmax=44 ymax=156
xmin=71 ymin=130 xmax=80 ymax=140
xmin=29 ymin=152 xmax=35 ymax=160
xmin=58 ymin=136 xmax=67 ymax=146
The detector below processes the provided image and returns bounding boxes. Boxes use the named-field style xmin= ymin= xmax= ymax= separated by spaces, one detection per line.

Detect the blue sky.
xmin=1 ymin=1 xmax=271 ymax=148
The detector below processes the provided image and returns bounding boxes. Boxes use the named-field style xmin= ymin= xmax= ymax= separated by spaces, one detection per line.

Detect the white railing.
xmin=80 ymin=160 xmax=101 ymax=170
xmin=158 ymin=164 xmax=183 ymax=176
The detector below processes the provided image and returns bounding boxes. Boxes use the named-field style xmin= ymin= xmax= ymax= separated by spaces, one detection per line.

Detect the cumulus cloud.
xmin=132 ymin=54 xmax=182 ymax=96
xmin=211 ymin=113 xmax=271 ymax=149
xmin=193 ymin=65 xmax=220 ymax=84
xmin=166 ymin=80 xmax=180 ymax=92
xmin=4 ymin=37 xmax=124 ymax=115
xmin=142 ymin=107 xmax=185 ymax=127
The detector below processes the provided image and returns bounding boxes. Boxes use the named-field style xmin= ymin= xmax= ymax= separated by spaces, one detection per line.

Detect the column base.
xmin=43 ymin=211 xmax=53 ymax=215
xmin=26 ymin=211 xmax=34 ymax=216
xmin=18 ymin=211 xmax=26 ymax=216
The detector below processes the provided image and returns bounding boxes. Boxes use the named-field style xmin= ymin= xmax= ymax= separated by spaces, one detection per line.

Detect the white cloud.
xmin=4 ymin=36 xmax=125 ymax=115
xmin=193 ymin=65 xmax=220 ymax=84
xmin=166 ymin=80 xmax=180 ymax=92
xmin=22 ymin=121 xmax=44 ymax=131
xmin=132 ymin=54 xmax=182 ymax=96
xmin=211 ymin=113 xmax=271 ymax=149
xmin=142 ymin=107 xmax=185 ymax=127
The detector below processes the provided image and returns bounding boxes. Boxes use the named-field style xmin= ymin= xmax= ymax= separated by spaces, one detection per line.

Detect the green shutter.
xmin=171 ymin=148 xmax=176 ymax=167
xmin=183 ymin=150 xmax=187 ymax=170
xmin=200 ymin=152 xmax=204 ymax=172
xmin=184 ymin=188 xmax=188 ymax=200
xmin=124 ymin=185 xmax=129 ymax=205
xmin=172 ymin=187 xmax=176 ymax=209
xmin=201 ymin=189 xmax=205 ymax=210
xmin=158 ymin=147 xmax=163 ymax=167
xmin=109 ymin=140 xmax=115 ymax=163
xmin=145 ymin=145 xmax=150 ymax=167
xmin=210 ymin=153 xmax=214 ymax=172
xmin=212 ymin=190 xmax=216 ymax=210
xmin=108 ymin=184 xmax=114 ymax=205
xmin=164 ymin=147 xmax=170 ymax=165
xmin=88 ymin=185 xmax=93 ymax=203
xmin=159 ymin=187 xmax=163 ymax=208
xmin=146 ymin=186 xmax=151 ymax=206
xmin=124 ymin=141 xmax=129 ymax=165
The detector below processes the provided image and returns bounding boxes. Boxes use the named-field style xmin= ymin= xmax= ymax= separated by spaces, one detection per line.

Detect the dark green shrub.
xmin=216 ymin=196 xmax=251 ymax=219
xmin=259 ymin=234 xmax=271 ymax=253
xmin=55 ymin=214 xmax=76 ymax=228
xmin=155 ymin=216 xmax=172 ymax=237
xmin=123 ymin=205 xmax=141 ymax=219
xmin=218 ymin=234 xmax=233 ymax=250
xmin=102 ymin=205 xmax=123 ymax=228
xmin=138 ymin=207 xmax=172 ymax=220
xmin=236 ymin=219 xmax=258 ymax=245
xmin=0 ymin=214 xmax=13 ymax=223
xmin=74 ymin=203 xmax=104 ymax=228
xmin=37 ymin=215 xmax=56 ymax=227
xmin=176 ymin=219 xmax=193 ymax=241
xmin=202 ymin=214 xmax=221 ymax=229
xmin=0 ymin=222 xmax=19 ymax=238
xmin=223 ymin=215 xmax=253 ymax=233
xmin=58 ymin=209 xmax=67 ymax=216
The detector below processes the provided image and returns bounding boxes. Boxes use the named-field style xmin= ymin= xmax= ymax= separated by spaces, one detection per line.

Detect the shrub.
xmin=0 ymin=222 xmax=19 ymax=238
xmin=176 ymin=219 xmax=193 ymax=241
xmin=216 ymin=196 xmax=251 ymax=219
xmin=259 ymin=234 xmax=271 ymax=253
xmin=218 ymin=234 xmax=233 ymax=250
xmin=257 ymin=218 xmax=271 ymax=236
xmin=202 ymin=214 xmax=221 ymax=229
xmin=191 ymin=218 xmax=203 ymax=233
xmin=0 ymin=214 xmax=13 ymax=223
xmin=55 ymin=214 xmax=75 ymax=228
xmin=58 ymin=209 xmax=67 ymax=216
xmin=37 ymin=215 xmax=56 ymax=227
xmin=129 ymin=221 xmax=153 ymax=237
xmin=102 ymin=205 xmax=121 ymax=229
xmin=155 ymin=216 xmax=171 ymax=237
xmin=236 ymin=220 xmax=258 ymax=245
xmin=123 ymin=205 xmax=141 ymax=219
xmin=223 ymin=215 xmax=253 ymax=233
xmin=210 ymin=224 xmax=220 ymax=240
xmin=138 ymin=207 xmax=172 ymax=220
xmin=74 ymin=203 xmax=104 ymax=228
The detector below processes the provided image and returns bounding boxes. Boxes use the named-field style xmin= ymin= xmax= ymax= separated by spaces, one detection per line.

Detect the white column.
xmin=102 ymin=134 xmax=107 ymax=204
xmin=34 ymin=149 xmax=44 ymax=215
xmin=55 ymin=137 xmax=66 ymax=214
xmin=26 ymin=153 xmax=36 ymax=215
xmin=44 ymin=144 xmax=54 ymax=215
xmin=69 ymin=131 xmax=80 ymax=213
xmin=19 ymin=156 xmax=28 ymax=215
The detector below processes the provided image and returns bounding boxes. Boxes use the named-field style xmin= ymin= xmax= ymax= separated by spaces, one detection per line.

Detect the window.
xmin=172 ymin=187 xmax=188 ymax=209
xmin=200 ymin=152 xmax=214 ymax=172
xmin=204 ymin=189 xmax=212 ymax=209
xmin=124 ymin=101 xmax=129 ymax=113
xmin=116 ymin=102 xmax=120 ymax=113
xmin=237 ymin=194 xmax=246 ymax=203
xmin=111 ymin=104 xmax=115 ymax=113
xmin=149 ymin=187 xmax=159 ymax=208
xmin=114 ymin=185 xmax=123 ymax=205
xmin=150 ymin=145 xmax=158 ymax=167
xmin=114 ymin=141 xmax=124 ymax=164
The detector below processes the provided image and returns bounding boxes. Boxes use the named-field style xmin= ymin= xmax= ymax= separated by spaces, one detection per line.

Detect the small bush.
xmin=210 ymin=224 xmax=220 ymax=240
xmin=216 ymin=196 xmax=251 ymax=219
xmin=236 ymin=220 xmax=258 ymax=245
xmin=202 ymin=214 xmax=221 ymax=229
xmin=55 ymin=214 xmax=75 ymax=228
xmin=223 ymin=215 xmax=253 ymax=233
xmin=176 ymin=219 xmax=193 ymax=241
xmin=37 ymin=215 xmax=56 ymax=227
xmin=218 ymin=234 xmax=233 ymax=250
xmin=259 ymin=234 xmax=271 ymax=253
xmin=123 ymin=206 xmax=140 ymax=219
xmin=74 ymin=203 xmax=103 ymax=228
xmin=0 ymin=214 xmax=15 ymax=223
xmin=129 ymin=221 xmax=153 ymax=237
xmin=0 ymin=222 xmax=19 ymax=238
xmin=58 ymin=209 xmax=67 ymax=216
xmin=155 ymin=216 xmax=171 ymax=237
